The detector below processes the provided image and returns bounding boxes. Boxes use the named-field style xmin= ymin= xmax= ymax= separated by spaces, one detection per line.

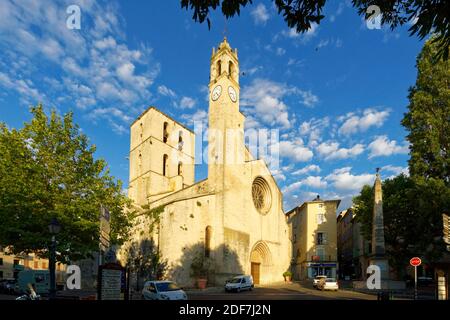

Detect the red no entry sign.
xmin=410 ymin=257 xmax=422 ymax=267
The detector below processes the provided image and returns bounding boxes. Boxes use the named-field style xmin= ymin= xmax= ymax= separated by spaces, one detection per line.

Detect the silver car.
xmin=318 ymin=278 xmax=339 ymax=291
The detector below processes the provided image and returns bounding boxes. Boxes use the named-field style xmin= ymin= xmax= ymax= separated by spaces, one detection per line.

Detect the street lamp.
xmin=48 ymin=217 xmax=61 ymax=300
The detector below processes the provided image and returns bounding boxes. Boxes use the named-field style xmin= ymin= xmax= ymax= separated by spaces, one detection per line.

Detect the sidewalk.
xmin=336 ymin=280 xmax=436 ymax=300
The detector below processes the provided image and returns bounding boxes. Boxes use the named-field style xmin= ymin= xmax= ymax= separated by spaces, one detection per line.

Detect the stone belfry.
xmin=207 ymin=38 xmax=245 ymax=188
xmin=370 ymin=168 xmax=390 ymax=282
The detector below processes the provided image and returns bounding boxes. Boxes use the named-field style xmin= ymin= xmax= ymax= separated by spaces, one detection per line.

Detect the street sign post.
xmin=97 ymin=262 xmax=128 ymax=300
xmin=410 ymin=257 xmax=422 ymax=300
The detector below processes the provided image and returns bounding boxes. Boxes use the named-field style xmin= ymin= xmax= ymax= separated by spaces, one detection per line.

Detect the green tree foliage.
xmin=0 ymin=105 xmax=134 ymax=262
xmin=125 ymin=239 xmax=168 ymax=290
xmin=402 ymin=38 xmax=450 ymax=183
xmin=402 ymin=36 xmax=450 ymax=257
xmin=181 ymin=0 xmax=450 ymax=59
xmin=355 ymin=175 xmax=449 ymax=274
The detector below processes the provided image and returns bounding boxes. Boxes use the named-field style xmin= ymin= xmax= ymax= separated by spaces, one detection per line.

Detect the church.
xmin=123 ymin=38 xmax=291 ymax=287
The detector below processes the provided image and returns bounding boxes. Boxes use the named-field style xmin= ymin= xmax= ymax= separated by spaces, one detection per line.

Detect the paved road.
xmin=0 ymin=283 xmax=377 ymax=300
xmin=186 ymin=282 xmax=377 ymax=300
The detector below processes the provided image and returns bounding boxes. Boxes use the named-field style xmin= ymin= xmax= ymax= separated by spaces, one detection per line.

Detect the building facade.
xmin=337 ymin=209 xmax=354 ymax=280
xmin=120 ymin=38 xmax=291 ymax=287
xmin=0 ymin=247 xmax=65 ymax=283
xmin=351 ymin=216 xmax=371 ymax=280
xmin=336 ymin=208 xmax=371 ymax=280
xmin=287 ymin=196 xmax=340 ymax=280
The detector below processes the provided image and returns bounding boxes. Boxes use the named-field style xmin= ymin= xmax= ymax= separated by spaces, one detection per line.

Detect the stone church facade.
xmin=122 ymin=39 xmax=291 ymax=287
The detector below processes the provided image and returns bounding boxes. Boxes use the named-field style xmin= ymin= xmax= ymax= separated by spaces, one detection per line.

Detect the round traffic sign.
xmin=410 ymin=257 xmax=422 ymax=267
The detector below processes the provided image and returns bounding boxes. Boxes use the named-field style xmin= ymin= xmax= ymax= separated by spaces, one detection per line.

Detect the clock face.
xmin=228 ymin=86 xmax=237 ymax=102
xmin=211 ymin=85 xmax=222 ymax=101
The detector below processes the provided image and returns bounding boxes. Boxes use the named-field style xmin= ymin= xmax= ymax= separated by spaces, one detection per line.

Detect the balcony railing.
xmin=311 ymin=255 xmax=333 ymax=262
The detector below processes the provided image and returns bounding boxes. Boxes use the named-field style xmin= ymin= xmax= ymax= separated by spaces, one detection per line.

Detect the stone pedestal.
xmin=369 ymin=257 xmax=390 ymax=280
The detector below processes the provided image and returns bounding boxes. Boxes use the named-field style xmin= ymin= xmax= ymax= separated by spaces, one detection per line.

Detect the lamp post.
xmin=48 ymin=217 xmax=61 ymax=300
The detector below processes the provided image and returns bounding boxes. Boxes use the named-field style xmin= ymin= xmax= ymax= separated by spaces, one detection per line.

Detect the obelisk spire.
xmin=372 ymin=168 xmax=386 ymax=256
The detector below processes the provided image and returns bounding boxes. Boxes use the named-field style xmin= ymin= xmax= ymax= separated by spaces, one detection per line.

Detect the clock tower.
xmin=208 ymin=38 xmax=245 ymax=189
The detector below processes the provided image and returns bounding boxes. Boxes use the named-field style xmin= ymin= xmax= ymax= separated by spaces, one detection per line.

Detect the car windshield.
xmin=229 ymin=278 xmax=242 ymax=283
xmin=315 ymin=276 xmax=326 ymax=279
xmin=326 ymin=279 xmax=336 ymax=282
xmin=155 ymin=282 xmax=180 ymax=292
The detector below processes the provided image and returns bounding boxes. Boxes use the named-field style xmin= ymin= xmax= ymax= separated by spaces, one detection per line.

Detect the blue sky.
xmin=0 ymin=0 xmax=424 ymax=211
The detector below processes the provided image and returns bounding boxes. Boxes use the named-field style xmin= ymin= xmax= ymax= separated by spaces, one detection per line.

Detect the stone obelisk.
xmin=369 ymin=168 xmax=390 ymax=285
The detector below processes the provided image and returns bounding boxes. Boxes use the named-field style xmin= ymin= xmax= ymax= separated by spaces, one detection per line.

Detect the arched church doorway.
xmin=250 ymin=241 xmax=272 ymax=285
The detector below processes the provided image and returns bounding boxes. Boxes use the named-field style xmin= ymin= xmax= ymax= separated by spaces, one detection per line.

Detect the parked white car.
xmin=142 ymin=281 xmax=187 ymax=300
xmin=318 ymin=278 xmax=339 ymax=291
xmin=312 ymin=275 xmax=327 ymax=288
xmin=224 ymin=275 xmax=254 ymax=292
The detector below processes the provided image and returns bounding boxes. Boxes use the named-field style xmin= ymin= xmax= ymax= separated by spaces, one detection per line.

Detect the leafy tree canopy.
xmin=353 ymin=174 xmax=449 ymax=274
xmin=402 ymin=37 xmax=450 ymax=183
xmin=0 ymin=105 xmax=134 ymax=263
xmin=181 ymin=0 xmax=450 ymax=59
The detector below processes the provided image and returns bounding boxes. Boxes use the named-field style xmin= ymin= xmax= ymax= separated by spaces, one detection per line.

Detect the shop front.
xmin=306 ymin=262 xmax=337 ymax=279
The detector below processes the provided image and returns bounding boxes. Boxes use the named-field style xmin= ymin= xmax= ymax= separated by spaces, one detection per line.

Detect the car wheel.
xmin=249 ymin=287 xmax=253 ymax=291
xmin=236 ymin=288 xmax=241 ymax=293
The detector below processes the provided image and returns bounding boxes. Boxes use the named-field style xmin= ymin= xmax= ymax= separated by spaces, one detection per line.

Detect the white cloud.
xmin=299 ymin=117 xmax=330 ymax=146
xmin=116 ymin=62 xmax=136 ymax=82
xmin=300 ymin=176 xmax=327 ymax=188
xmin=181 ymin=109 xmax=208 ymax=127
xmin=89 ymin=107 xmax=133 ymax=123
xmin=94 ymin=36 xmax=117 ymax=50
xmin=317 ymin=39 xmax=330 ymax=49
xmin=287 ymin=58 xmax=304 ymax=67
xmin=282 ymin=175 xmax=326 ymax=195
xmin=381 ymin=165 xmax=409 ymax=176
xmin=158 ymin=85 xmax=176 ymax=98
xmin=241 ymin=65 xmax=262 ymax=76
xmin=325 ymin=167 xmax=374 ymax=192
xmin=241 ymin=79 xmax=291 ymax=129
xmin=315 ymin=38 xmax=344 ymax=49
xmin=277 ymin=139 xmax=314 ymax=162
xmin=368 ymin=136 xmax=409 ymax=158
xmin=251 ymin=4 xmax=270 ymax=25
xmin=244 ymin=115 xmax=261 ymax=130
xmin=338 ymin=108 xmax=390 ymax=135
xmin=179 ymin=96 xmax=196 ymax=109
xmin=298 ymin=90 xmax=319 ymax=107
xmin=271 ymin=168 xmax=286 ymax=182
xmin=241 ymin=78 xmax=319 ymax=129
xmin=278 ymin=23 xmax=319 ymax=44
xmin=0 ymin=71 xmax=45 ymax=105
xmin=316 ymin=141 xmax=365 ymax=160
xmin=292 ymin=164 xmax=321 ymax=175
xmin=0 ymin=0 xmax=159 ymax=134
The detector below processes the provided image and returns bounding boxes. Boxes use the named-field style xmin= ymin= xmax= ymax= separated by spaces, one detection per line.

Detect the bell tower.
xmin=208 ymin=38 xmax=245 ymax=188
